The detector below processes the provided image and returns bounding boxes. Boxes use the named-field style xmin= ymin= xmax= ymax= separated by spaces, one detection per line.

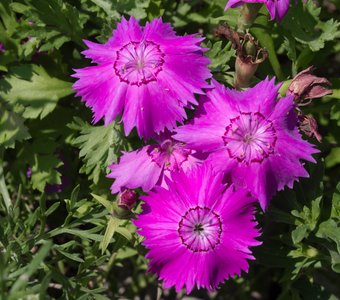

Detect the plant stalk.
xmin=0 ymin=149 xmax=12 ymax=213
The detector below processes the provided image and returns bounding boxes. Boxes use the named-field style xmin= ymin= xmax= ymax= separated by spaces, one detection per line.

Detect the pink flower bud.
xmin=288 ymin=66 xmax=332 ymax=103
xmin=117 ymin=189 xmax=137 ymax=210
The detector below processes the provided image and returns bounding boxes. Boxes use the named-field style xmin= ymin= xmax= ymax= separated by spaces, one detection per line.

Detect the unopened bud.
xmin=235 ymin=56 xmax=259 ymax=89
xmin=117 ymin=189 xmax=137 ymax=210
xmin=235 ymin=34 xmax=267 ymax=89
xmin=288 ymin=66 xmax=332 ymax=104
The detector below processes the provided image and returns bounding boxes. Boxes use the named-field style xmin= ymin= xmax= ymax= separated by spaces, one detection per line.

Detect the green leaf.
xmin=89 ymin=0 xmax=120 ymax=20
xmin=55 ymin=247 xmax=84 ymax=263
xmin=100 ymin=217 xmax=120 ymax=254
xmin=92 ymin=193 xmax=113 ymax=213
xmin=329 ymin=250 xmax=340 ymax=273
xmin=10 ymin=240 xmax=52 ymax=292
xmin=21 ymin=0 xmax=87 ymax=47
xmin=282 ymin=1 xmax=340 ymax=52
xmin=206 ymin=41 xmax=235 ymax=73
xmin=0 ymin=102 xmax=30 ymax=148
xmin=292 ymin=225 xmax=309 ymax=244
xmin=69 ymin=118 xmax=127 ymax=183
xmin=18 ymin=137 xmax=62 ymax=192
xmin=0 ymin=64 xmax=73 ymax=119
xmin=326 ymin=148 xmax=340 ymax=168
xmin=331 ymin=183 xmax=340 ymax=219
xmin=331 ymin=102 xmax=340 ymax=127
xmin=45 ymin=202 xmax=60 ymax=216
xmin=116 ymin=226 xmax=133 ymax=242
xmin=316 ymin=219 xmax=340 ymax=253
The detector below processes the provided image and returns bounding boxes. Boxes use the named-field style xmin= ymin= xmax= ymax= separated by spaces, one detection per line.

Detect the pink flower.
xmin=134 ymin=165 xmax=261 ymax=293
xmin=107 ymin=134 xmax=203 ymax=194
xmin=174 ymin=78 xmax=318 ymax=210
xmin=225 ymin=0 xmax=290 ymax=21
xmin=72 ymin=17 xmax=211 ymax=139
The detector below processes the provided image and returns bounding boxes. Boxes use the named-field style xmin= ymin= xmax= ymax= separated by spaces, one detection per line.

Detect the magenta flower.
xmin=134 ymin=165 xmax=261 ymax=293
xmin=225 ymin=0 xmax=290 ymax=21
xmin=107 ymin=134 xmax=202 ymax=194
xmin=174 ymin=79 xmax=318 ymax=210
xmin=72 ymin=17 xmax=211 ymax=139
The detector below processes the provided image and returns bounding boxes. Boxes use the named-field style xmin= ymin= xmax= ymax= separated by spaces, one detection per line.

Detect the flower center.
xmin=178 ymin=206 xmax=222 ymax=252
xmin=149 ymin=140 xmax=191 ymax=172
xmin=114 ymin=40 xmax=165 ymax=86
xmin=223 ymin=112 xmax=277 ymax=164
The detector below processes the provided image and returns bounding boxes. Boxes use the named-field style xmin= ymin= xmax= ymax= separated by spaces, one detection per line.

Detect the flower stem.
xmin=0 ymin=149 xmax=12 ymax=213
xmin=238 ymin=3 xmax=261 ymax=32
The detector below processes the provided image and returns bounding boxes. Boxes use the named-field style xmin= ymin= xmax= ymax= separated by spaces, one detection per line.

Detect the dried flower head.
xmin=287 ymin=66 xmax=332 ymax=104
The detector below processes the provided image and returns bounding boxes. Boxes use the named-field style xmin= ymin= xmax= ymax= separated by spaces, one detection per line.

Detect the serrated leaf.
xmin=292 ymin=225 xmax=309 ymax=244
xmin=0 ymin=64 xmax=73 ymax=119
xmin=316 ymin=219 xmax=340 ymax=253
xmin=21 ymin=0 xmax=86 ymax=47
xmin=282 ymin=1 xmax=340 ymax=52
xmin=206 ymin=41 xmax=235 ymax=72
xmin=18 ymin=136 xmax=62 ymax=192
xmin=69 ymin=118 xmax=127 ymax=183
xmin=0 ymin=102 xmax=30 ymax=148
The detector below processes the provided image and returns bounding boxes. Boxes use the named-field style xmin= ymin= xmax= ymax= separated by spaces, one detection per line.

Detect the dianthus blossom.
xmin=134 ymin=165 xmax=261 ymax=293
xmin=174 ymin=79 xmax=318 ymax=210
xmin=72 ymin=17 xmax=211 ymax=139
xmin=225 ymin=0 xmax=290 ymax=21
xmin=107 ymin=134 xmax=202 ymax=194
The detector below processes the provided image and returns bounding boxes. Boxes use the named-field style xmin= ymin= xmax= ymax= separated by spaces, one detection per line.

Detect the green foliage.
xmin=0 ymin=102 xmax=30 ymax=148
xmin=281 ymin=1 xmax=340 ymax=52
xmin=68 ymin=118 xmax=128 ymax=184
xmin=0 ymin=64 xmax=73 ymax=119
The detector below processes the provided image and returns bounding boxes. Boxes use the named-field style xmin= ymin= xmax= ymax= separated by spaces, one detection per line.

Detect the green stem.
xmin=238 ymin=3 xmax=261 ymax=32
xmin=0 ymin=149 xmax=12 ymax=213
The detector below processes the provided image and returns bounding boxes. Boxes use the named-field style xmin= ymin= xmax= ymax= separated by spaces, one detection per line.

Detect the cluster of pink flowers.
xmin=73 ymin=14 xmax=317 ymax=294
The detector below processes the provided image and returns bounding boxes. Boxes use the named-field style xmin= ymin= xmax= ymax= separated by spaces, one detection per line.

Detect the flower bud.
xmin=117 ymin=189 xmax=137 ymax=210
xmin=235 ymin=34 xmax=267 ymax=89
xmin=288 ymin=66 xmax=332 ymax=104
xmin=235 ymin=56 xmax=259 ymax=89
